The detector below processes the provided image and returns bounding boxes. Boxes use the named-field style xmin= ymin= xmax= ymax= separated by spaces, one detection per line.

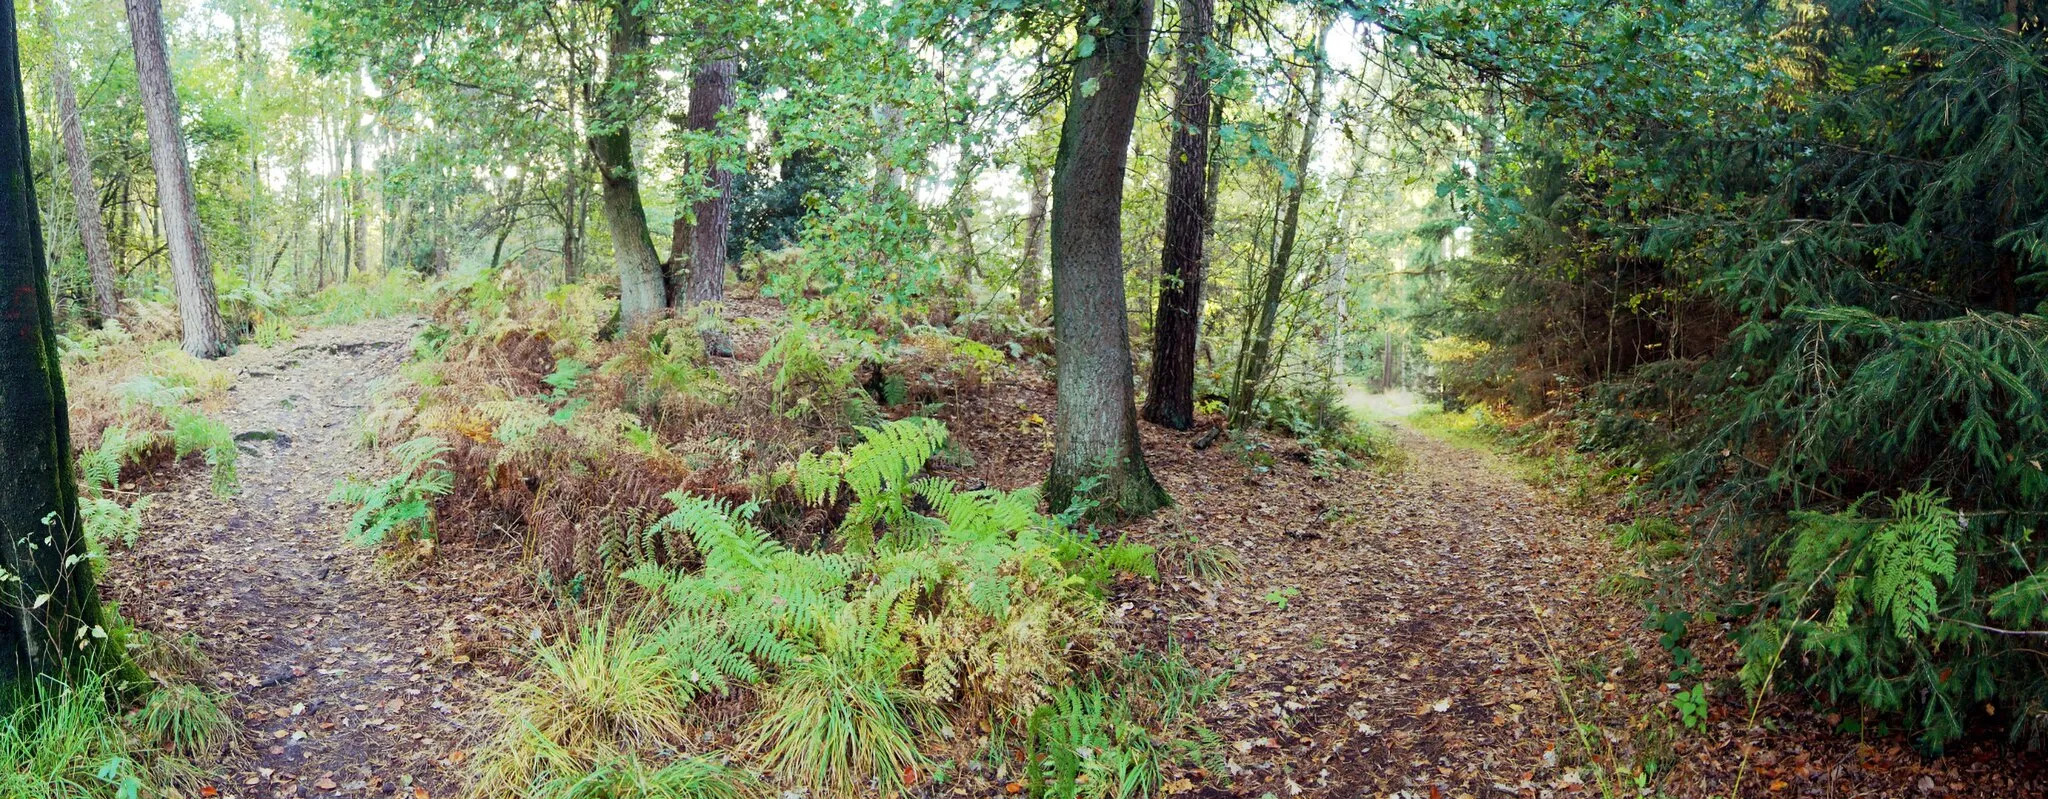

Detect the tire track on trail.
xmin=104 ymin=319 xmax=508 ymax=799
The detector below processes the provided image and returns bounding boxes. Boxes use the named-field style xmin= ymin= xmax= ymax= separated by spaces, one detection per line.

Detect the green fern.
xmin=329 ymin=436 xmax=455 ymax=547
xmin=80 ymin=495 xmax=152 ymax=551
xmin=1750 ymin=490 xmax=1974 ymax=742
xmin=602 ymin=419 xmax=1162 ymax=788
xmin=167 ymin=409 xmax=238 ymax=495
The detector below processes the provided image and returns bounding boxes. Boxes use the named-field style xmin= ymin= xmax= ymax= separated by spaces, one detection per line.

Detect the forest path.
xmin=1134 ymin=419 xmax=1641 ymax=798
xmin=105 ymin=318 xmax=504 ymax=799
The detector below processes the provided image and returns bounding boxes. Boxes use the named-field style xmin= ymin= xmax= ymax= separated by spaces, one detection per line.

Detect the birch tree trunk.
xmin=40 ymin=2 xmax=120 ymax=324
xmin=2 ymin=0 xmax=117 ymax=698
xmin=126 ymin=0 xmax=230 ymax=357
xmin=1140 ymin=0 xmax=1215 ymax=431
xmin=1045 ymin=0 xmax=1169 ymax=520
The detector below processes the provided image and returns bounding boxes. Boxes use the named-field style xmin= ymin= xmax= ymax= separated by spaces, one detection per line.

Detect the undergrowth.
xmin=467 ymin=419 xmax=1224 ymax=797
xmin=1 ymin=654 xmax=233 ymax=798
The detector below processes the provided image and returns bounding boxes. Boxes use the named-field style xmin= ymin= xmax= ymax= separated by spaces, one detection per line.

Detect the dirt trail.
xmin=105 ymin=319 xmax=504 ymax=799
xmin=1125 ymin=422 xmax=1636 ymax=798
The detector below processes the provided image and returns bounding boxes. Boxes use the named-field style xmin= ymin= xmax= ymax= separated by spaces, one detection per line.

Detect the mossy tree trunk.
xmin=1044 ymin=0 xmax=1171 ymax=520
xmin=2 ymin=0 xmax=115 ymax=705
xmin=591 ymin=0 xmax=667 ymax=329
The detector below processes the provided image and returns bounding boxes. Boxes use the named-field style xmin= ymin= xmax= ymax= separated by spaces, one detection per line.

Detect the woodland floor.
xmin=98 ymin=319 xmax=2048 ymax=798
xmin=102 ymin=319 xmax=528 ymax=799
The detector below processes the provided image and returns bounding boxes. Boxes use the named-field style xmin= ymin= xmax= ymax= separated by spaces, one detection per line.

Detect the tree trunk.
xmin=665 ymin=213 xmax=691 ymax=303
xmin=1045 ymin=0 xmax=1169 ymax=520
xmin=127 ymin=0 xmax=229 ymax=357
xmin=1230 ymin=23 xmax=1327 ymax=423
xmin=2 ymin=2 xmax=118 ymax=698
xmin=561 ymin=145 xmax=584 ymax=283
xmin=341 ymin=122 xmax=354 ymax=281
xmin=40 ymin=3 xmax=120 ymax=324
xmin=350 ymin=98 xmax=367 ymax=277
xmin=1140 ymin=0 xmax=1215 ymax=432
xmin=1018 ymin=164 xmax=1048 ymax=318
xmin=591 ymin=0 xmax=666 ymax=328
xmin=683 ymin=55 xmax=738 ymax=306
xmin=955 ymin=200 xmax=979 ymax=284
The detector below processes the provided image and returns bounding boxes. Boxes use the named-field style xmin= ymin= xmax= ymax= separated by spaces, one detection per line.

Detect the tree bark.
xmin=341 ymin=120 xmax=354 ymax=281
xmin=1045 ymin=0 xmax=1169 ymax=520
xmin=591 ymin=0 xmax=666 ymax=328
xmin=682 ymin=55 xmax=737 ymax=306
xmin=39 ymin=2 xmax=120 ymax=324
xmin=2 ymin=0 xmax=118 ymax=699
xmin=1018 ymin=164 xmax=1048 ymax=319
xmin=1140 ymin=0 xmax=1215 ymax=431
xmin=126 ymin=0 xmax=230 ymax=357
xmin=349 ymin=97 xmax=367 ymax=277
xmin=1230 ymin=23 xmax=1328 ymax=423
xmin=561 ymin=144 xmax=584 ymax=283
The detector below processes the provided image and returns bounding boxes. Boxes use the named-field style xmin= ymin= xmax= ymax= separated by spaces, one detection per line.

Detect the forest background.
xmin=4 ymin=0 xmax=2047 ymax=796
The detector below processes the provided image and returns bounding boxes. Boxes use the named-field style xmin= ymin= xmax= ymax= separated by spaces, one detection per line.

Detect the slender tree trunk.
xmin=350 ymin=97 xmax=367 ymax=277
xmin=683 ymin=55 xmax=737 ymax=306
xmin=562 ymin=145 xmax=584 ymax=282
xmin=1140 ymin=0 xmax=1215 ymax=431
xmin=233 ymin=6 xmax=258 ymax=282
xmin=41 ymin=3 xmax=120 ymax=324
xmin=490 ymin=177 xmax=522 ymax=271
xmin=341 ymin=123 xmax=354 ymax=281
xmin=591 ymin=0 xmax=666 ymax=328
xmin=1018 ymin=164 xmax=1048 ymax=318
xmin=2 ymin=0 xmax=118 ymax=698
xmin=665 ymin=212 xmax=691 ymax=302
xmin=1045 ymin=0 xmax=1169 ymax=520
xmin=1230 ymin=23 xmax=1327 ymax=422
xmin=955 ymin=199 xmax=979 ymax=284
xmin=128 ymin=0 xmax=229 ymax=357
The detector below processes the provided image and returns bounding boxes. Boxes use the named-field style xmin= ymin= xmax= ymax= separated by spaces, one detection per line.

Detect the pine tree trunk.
xmin=1230 ymin=25 xmax=1327 ymax=422
xmin=1018 ymin=165 xmax=1048 ymax=318
xmin=1140 ymin=0 xmax=1215 ymax=432
xmin=591 ymin=0 xmax=666 ymax=328
xmin=683 ymin=55 xmax=737 ymax=306
xmin=40 ymin=3 xmax=120 ymax=324
xmin=2 ymin=3 xmax=116 ymax=700
xmin=126 ymin=0 xmax=229 ymax=357
xmin=1045 ymin=0 xmax=1169 ymax=520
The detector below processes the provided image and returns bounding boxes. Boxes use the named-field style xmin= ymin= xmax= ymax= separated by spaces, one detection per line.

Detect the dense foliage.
xmin=1402 ymin=0 xmax=2048 ymax=748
